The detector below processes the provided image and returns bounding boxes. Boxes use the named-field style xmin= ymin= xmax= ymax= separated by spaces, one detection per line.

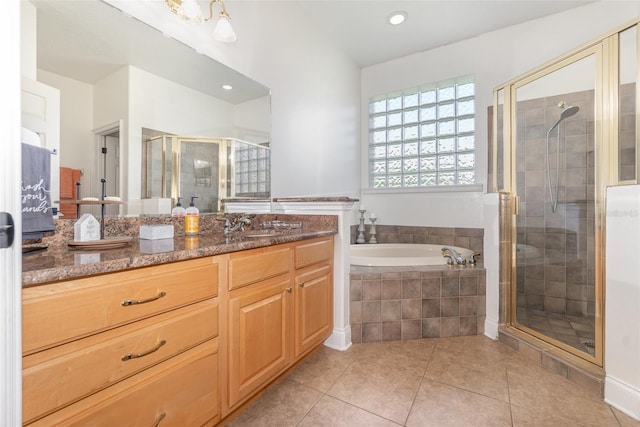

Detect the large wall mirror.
xmin=28 ymin=0 xmax=271 ymax=215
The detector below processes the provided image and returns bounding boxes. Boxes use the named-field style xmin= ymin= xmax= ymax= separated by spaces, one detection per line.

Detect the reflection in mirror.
xmin=144 ymin=135 xmax=270 ymax=213
xmin=29 ymin=0 xmax=271 ymax=216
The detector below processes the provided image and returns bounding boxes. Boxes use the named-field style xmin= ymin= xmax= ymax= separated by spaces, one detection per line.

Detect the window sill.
xmin=363 ymin=184 xmax=484 ymax=194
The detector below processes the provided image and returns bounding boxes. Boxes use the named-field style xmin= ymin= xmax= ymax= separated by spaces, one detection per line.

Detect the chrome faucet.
xmin=223 ymin=215 xmax=252 ymax=235
xmin=441 ymin=246 xmax=466 ymax=265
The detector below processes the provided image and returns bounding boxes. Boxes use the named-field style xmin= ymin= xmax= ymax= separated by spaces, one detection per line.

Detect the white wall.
xmin=232 ymin=95 xmax=271 ymax=144
xmin=37 ymin=70 xmax=94 ymax=177
xmin=360 ymin=1 xmax=640 ymax=228
xmin=93 ymin=66 xmax=129 ymax=202
xmin=106 ymin=0 xmax=361 ymax=199
xmin=605 ymin=185 xmax=640 ymax=420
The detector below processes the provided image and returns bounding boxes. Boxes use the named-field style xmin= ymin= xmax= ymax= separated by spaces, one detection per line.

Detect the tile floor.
xmin=224 ymin=335 xmax=639 ymax=427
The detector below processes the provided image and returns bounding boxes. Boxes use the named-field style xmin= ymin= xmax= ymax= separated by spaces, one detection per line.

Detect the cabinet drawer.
xmin=23 ymin=299 xmax=218 ymax=424
xmin=28 ymin=340 xmax=219 ymax=427
xmin=228 ymin=246 xmax=291 ymax=290
xmin=23 ymin=257 xmax=219 ymax=355
xmin=295 ymin=236 xmax=333 ymax=269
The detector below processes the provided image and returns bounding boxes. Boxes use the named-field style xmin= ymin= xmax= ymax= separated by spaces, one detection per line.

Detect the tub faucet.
xmin=441 ymin=246 xmax=465 ymax=265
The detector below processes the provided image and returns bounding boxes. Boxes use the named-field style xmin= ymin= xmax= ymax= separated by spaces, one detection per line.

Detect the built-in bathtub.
xmin=349 ymin=243 xmax=485 ymax=343
xmin=350 ymin=243 xmax=474 ymax=267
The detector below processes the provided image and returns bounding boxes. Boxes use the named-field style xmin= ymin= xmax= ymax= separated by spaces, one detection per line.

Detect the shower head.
xmin=559 ymin=105 xmax=579 ymax=120
xmin=548 ymin=102 xmax=580 ymax=135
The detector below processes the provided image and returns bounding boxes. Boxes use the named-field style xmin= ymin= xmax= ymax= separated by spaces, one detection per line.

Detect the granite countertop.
xmin=22 ymin=214 xmax=338 ymax=287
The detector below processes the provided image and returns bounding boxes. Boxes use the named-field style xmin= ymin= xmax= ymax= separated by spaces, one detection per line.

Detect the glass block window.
xmin=234 ymin=142 xmax=270 ymax=197
xmin=368 ymin=76 xmax=475 ymax=188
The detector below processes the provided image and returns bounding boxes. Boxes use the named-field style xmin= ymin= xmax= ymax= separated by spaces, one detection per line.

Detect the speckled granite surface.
xmin=272 ymin=197 xmax=358 ymax=202
xmin=22 ymin=214 xmax=338 ymax=287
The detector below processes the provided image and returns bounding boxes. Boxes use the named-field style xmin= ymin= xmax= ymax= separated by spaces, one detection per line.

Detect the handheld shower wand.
xmin=546 ymin=102 xmax=579 ymax=213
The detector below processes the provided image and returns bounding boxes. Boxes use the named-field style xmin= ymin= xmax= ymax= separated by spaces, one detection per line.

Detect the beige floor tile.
xmin=225 ymin=379 xmax=321 ymax=427
xmin=327 ymin=359 xmax=423 ymax=424
xmin=297 ymin=395 xmax=402 ymax=427
xmin=286 ymin=345 xmax=357 ymax=392
xmin=507 ymin=363 xmax=619 ymax=427
xmin=405 ymin=379 xmax=512 ymax=427
xmin=349 ymin=341 xmax=431 ymax=376
xmin=425 ymin=346 xmax=510 ymax=402
xmin=511 ymin=405 xmax=583 ymax=426
xmin=611 ymin=407 xmax=640 ymax=427
xmin=433 ymin=335 xmax=524 ymax=365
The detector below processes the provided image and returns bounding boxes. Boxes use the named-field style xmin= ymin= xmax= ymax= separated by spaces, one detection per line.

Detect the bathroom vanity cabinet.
xmin=225 ymin=236 xmax=334 ymax=412
xmin=22 ymin=235 xmax=334 ymax=426
xmin=22 ymin=257 xmax=222 ymax=426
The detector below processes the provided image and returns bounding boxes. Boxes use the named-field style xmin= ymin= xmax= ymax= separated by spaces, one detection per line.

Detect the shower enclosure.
xmin=492 ymin=22 xmax=638 ymax=365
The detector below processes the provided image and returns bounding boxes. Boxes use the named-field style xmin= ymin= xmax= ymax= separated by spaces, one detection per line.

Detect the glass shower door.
xmin=511 ymin=47 xmax=602 ymax=364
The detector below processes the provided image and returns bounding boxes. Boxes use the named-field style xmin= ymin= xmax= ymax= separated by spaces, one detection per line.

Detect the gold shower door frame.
xmin=493 ymin=19 xmax=640 ymax=366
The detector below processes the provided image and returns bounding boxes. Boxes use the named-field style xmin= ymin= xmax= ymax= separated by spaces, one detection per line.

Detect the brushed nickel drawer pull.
xmin=121 ymin=291 xmax=167 ymax=306
xmin=122 ymin=339 xmax=166 ymax=361
xmin=152 ymin=412 xmax=166 ymax=427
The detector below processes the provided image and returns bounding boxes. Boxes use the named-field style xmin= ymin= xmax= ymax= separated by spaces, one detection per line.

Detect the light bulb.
xmin=387 ymin=11 xmax=407 ymax=25
xmin=177 ymin=0 xmax=204 ymax=23
xmin=212 ymin=13 xmax=237 ymax=42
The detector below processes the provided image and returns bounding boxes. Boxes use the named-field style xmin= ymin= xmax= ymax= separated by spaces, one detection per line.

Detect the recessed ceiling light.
xmin=388 ymin=11 xmax=407 ymax=26
xmin=222 ymin=84 xmax=233 ymax=90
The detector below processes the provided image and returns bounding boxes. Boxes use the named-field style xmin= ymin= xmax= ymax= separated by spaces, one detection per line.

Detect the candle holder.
xmin=368 ymin=217 xmax=377 ymax=244
xmin=356 ymin=209 xmax=366 ymax=244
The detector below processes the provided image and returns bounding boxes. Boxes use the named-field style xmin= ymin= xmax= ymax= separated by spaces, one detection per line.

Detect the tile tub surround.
xmin=350 ymin=266 xmax=486 ymax=343
xmin=350 ymin=224 xmax=483 ymax=258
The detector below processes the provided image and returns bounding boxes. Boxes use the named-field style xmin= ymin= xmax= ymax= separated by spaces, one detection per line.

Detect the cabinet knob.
xmin=298 ymin=282 xmax=305 ymax=288
xmin=286 ymin=287 xmax=292 ymax=293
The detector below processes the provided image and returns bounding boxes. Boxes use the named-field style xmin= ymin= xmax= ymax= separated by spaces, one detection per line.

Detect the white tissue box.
xmin=140 ymin=224 xmax=174 ymax=240
xmin=139 ymin=238 xmax=175 ymax=254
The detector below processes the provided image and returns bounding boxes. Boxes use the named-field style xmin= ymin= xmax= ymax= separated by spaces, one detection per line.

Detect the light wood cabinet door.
xmin=228 ymin=246 xmax=291 ymax=290
xmin=294 ymin=236 xmax=333 ymax=270
xmin=227 ymin=274 xmax=290 ymax=408
xmin=22 ymin=300 xmax=218 ymax=424
xmin=294 ymin=264 xmax=333 ymax=359
xmin=23 ymin=257 xmax=219 ymax=354
xmin=29 ymin=340 xmax=219 ymax=427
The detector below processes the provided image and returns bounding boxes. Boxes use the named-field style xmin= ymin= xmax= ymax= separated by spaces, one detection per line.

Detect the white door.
xmin=94 ymin=122 xmax=123 ymax=217
xmin=21 ymin=77 xmax=60 ymax=207
xmin=102 ymin=132 xmax=120 ymax=216
xmin=1 ymin=0 xmax=23 ymax=423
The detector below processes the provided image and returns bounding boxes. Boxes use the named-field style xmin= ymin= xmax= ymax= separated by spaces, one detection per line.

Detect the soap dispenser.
xmin=185 ymin=196 xmax=200 ymax=235
xmin=171 ymin=197 xmax=186 ymax=217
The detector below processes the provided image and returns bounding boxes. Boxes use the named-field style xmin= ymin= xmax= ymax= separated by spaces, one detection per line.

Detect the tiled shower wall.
xmin=515 ymin=90 xmax=595 ymax=317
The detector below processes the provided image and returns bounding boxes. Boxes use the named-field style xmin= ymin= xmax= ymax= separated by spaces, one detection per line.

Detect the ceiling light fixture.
xmin=166 ymin=0 xmax=237 ymax=43
xmin=222 ymin=84 xmax=233 ymax=90
xmin=387 ymin=11 xmax=407 ymax=26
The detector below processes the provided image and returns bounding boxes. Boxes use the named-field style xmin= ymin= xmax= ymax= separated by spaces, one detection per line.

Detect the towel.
xmin=22 ymin=143 xmax=55 ymax=239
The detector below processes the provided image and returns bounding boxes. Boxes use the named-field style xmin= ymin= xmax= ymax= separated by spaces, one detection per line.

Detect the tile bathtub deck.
xmin=224 ymin=336 xmax=639 ymax=427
